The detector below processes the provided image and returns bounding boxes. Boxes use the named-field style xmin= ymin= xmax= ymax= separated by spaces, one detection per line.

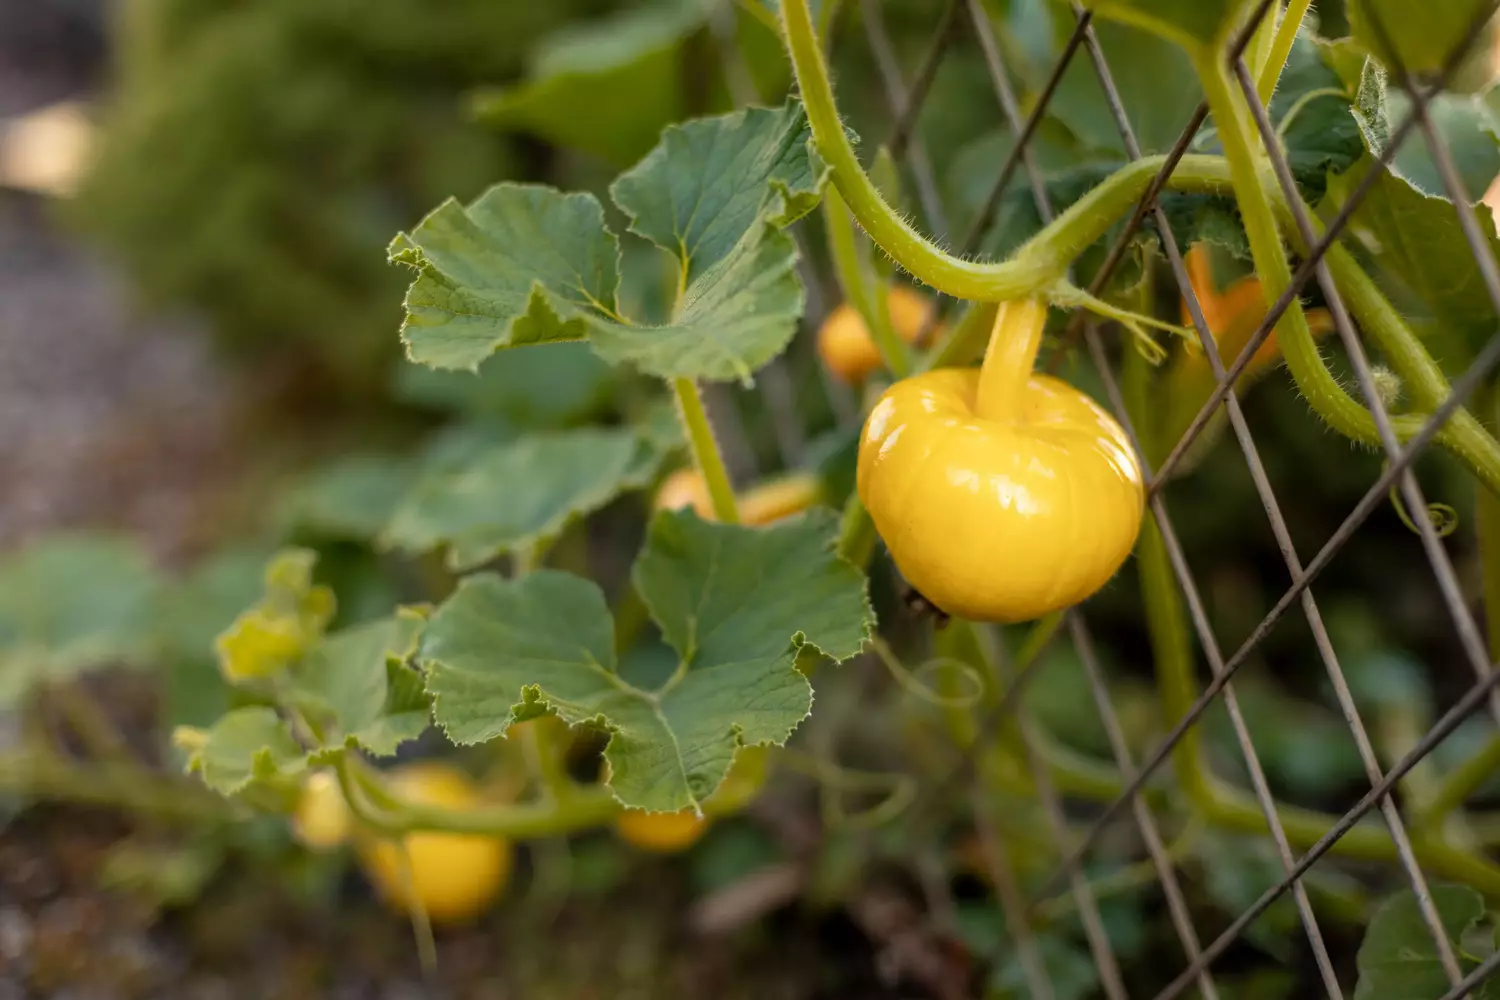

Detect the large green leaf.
xmin=186 ymin=706 xmax=307 ymax=796
xmin=389 ymin=185 xmax=621 ymax=371
xmin=472 ymin=2 xmax=705 ymax=168
xmin=1326 ymin=157 xmax=1500 ymax=355
xmin=392 ymin=341 xmax=616 ymax=425
xmin=288 ymin=612 xmax=430 ymax=759
xmin=587 ymin=222 xmax=805 ymax=383
xmin=279 ymin=454 xmax=414 ymax=542
xmin=1353 ymin=885 xmax=1489 ymax=999
xmin=1050 ymin=19 xmax=1202 ymax=156
xmin=1348 ymin=0 xmax=1497 ymax=94
xmin=1077 ymin=0 xmax=1247 ymax=47
xmin=391 ymin=101 xmax=823 ymax=383
xmin=382 ymin=426 xmax=663 ymax=570
xmin=611 ymin=103 xmax=827 ymax=280
xmin=418 ymin=509 xmax=871 ymax=811
xmin=0 ymin=534 xmax=162 ymax=707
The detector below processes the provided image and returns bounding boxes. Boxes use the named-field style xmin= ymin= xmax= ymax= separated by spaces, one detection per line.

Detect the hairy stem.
xmin=823 ymin=186 xmax=911 ymax=378
xmin=1257 ymin=0 xmax=1314 ymax=104
xmin=673 ymin=378 xmax=739 ymax=523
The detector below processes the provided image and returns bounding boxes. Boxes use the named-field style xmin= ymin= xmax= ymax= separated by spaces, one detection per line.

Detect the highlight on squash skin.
xmin=654 ymin=468 xmax=821 ymax=525
xmin=356 ymin=761 xmax=514 ymax=926
xmin=292 ymin=769 xmax=352 ymax=850
xmin=818 ymin=284 xmax=942 ymax=383
xmin=857 ymin=299 xmax=1145 ymax=623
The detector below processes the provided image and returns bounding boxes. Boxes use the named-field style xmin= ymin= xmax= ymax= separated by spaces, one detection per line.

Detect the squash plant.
xmin=9 ymin=0 xmax=1500 ymax=993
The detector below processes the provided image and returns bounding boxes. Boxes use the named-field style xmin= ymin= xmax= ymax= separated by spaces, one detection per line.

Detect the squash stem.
xmin=975 ymin=299 xmax=1046 ymax=423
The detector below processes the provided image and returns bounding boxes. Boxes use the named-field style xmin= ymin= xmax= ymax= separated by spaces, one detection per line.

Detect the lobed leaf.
xmin=392 ymin=101 xmax=824 ymax=384
xmin=289 ymin=611 xmax=431 ymax=759
xmin=381 ymin=426 xmax=665 ymax=571
xmin=418 ymin=509 xmax=872 ymax=812
xmin=186 ymin=706 xmax=306 ymax=796
xmin=390 ymin=184 xmax=621 ymax=372
xmin=1353 ymin=885 xmax=1488 ymax=999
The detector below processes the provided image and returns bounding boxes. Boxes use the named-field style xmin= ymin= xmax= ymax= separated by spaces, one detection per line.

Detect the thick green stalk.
xmin=1481 ymin=465 xmax=1500 ymax=665
xmin=1257 ymin=0 xmax=1314 ymax=104
xmin=0 ymin=750 xmax=231 ymax=824
xmin=1416 ymin=734 xmax=1500 ymax=834
xmin=1196 ymin=54 xmax=1383 ymax=449
xmin=336 ymin=755 xmax=621 ymax=839
xmin=823 ymin=186 xmax=911 ymax=377
xmin=672 ymin=377 xmax=739 ymax=523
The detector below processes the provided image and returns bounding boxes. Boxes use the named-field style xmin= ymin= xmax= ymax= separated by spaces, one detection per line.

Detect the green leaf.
xmin=186 ymin=706 xmax=306 ymax=796
xmin=391 ymin=101 xmax=823 ymax=384
xmin=419 ymin=509 xmax=871 ymax=811
xmin=1077 ymin=0 xmax=1247 ymax=47
xmin=1354 ymin=885 xmax=1487 ymax=999
xmin=1326 ymin=156 xmax=1500 ymax=355
xmin=1348 ymin=0 xmax=1498 ymax=94
xmin=611 ymin=103 xmax=827 ymax=279
xmin=1347 ymin=57 xmax=1500 ymax=202
xmin=289 ymin=612 xmax=430 ymax=759
xmin=471 ymin=2 xmax=706 ymax=168
xmin=382 ymin=426 xmax=662 ymax=571
xmin=0 ymin=533 xmax=161 ymax=707
xmin=390 ymin=184 xmax=621 ymax=371
xmin=392 ymin=341 xmax=616 ymax=426
xmin=587 ymin=222 xmax=805 ymax=383
xmin=1050 ymin=19 xmax=1202 ymax=156
xmin=279 ymin=454 xmax=414 ymax=542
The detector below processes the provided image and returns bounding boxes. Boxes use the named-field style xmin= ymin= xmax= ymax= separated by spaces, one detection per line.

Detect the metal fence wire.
xmin=763 ymin=1 xmax=1500 ymax=997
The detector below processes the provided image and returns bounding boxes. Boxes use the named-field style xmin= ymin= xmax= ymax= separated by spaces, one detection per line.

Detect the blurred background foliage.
xmin=9 ymin=0 xmax=1500 ymax=995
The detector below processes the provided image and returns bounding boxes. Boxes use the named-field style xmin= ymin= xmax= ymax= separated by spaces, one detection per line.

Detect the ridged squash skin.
xmin=856 ymin=300 xmax=1144 ymax=623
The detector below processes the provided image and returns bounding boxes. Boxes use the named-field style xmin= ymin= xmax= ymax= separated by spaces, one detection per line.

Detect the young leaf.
xmin=1354 ymin=885 xmax=1487 ymax=999
xmin=381 ymin=426 xmax=660 ymax=570
xmin=214 ymin=550 xmax=336 ymax=684
xmin=185 ymin=706 xmax=306 ymax=796
xmin=289 ymin=612 xmax=430 ymax=759
xmin=418 ymin=509 xmax=872 ymax=811
xmin=391 ymin=101 xmax=824 ymax=384
xmin=0 ymin=533 xmax=161 ymax=707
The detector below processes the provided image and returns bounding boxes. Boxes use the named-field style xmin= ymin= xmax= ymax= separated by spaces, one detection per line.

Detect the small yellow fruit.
xmin=292 ymin=770 xmax=351 ymax=850
xmin=817 ymin=285 xmax=940 ymax=384
xmin=653 ymin=469 xmax=820 ymax=526
xmin=357 ymin=761 xmax=512 ymax=925
xmin=614 ymin=808 xmax=709 ymax=853
xmin=654 ymin=467 xmax=714 ymax=518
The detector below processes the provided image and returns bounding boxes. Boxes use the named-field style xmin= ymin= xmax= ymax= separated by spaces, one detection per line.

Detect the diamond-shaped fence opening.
xmin=717 ymin=1 xmax=1500 ymax=997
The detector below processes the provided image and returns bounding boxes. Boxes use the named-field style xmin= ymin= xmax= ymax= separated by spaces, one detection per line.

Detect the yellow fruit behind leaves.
xmin=357 ymin=761 xmax=513 ymax=926
xmin=817 ymin=285 xmax=939 ymax=383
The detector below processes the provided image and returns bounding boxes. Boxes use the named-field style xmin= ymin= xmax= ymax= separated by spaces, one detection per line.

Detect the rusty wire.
xmin=818 ymin=0 xmax=1500 ymax=996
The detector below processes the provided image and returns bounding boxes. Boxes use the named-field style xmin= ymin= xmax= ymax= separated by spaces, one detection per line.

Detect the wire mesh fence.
xmin=779 ymin=1 xmax=1500 ymax=997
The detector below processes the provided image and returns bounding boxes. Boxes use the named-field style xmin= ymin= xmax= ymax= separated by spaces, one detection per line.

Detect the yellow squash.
xmin=654 ymin=468 xmax=820 ymax=525
xmin=614 ymin=808 xmax=710 ymax=853
xmin=818 ymin=285 xmax=941 ymax=383
xmin=857 ymin=299 xmax=1143 ymax=623
xmin=357 ymin=761 xmax=513 ymax=926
